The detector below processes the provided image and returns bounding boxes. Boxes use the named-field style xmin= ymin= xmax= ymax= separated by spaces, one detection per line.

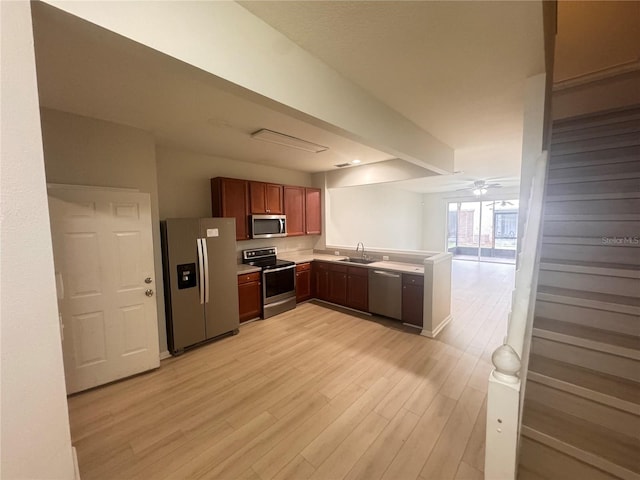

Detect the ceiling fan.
xmin=488 ymin=200 xmax=516 ymax=210
xmin=456 ymin=180 xmax=502 ymax=196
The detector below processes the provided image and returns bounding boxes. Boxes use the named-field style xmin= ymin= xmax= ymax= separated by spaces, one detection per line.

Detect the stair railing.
xmin=485 ymin=150 xmax=548 ymax=479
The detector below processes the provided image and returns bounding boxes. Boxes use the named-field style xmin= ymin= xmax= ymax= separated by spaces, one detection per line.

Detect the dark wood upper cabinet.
xmin=249 ymin=181 xmax=283 ymax=214
xmin=305 ymin=188 xmax=321 ymax=235
xmin=212 ymin=177 xmax=319 ymax=241
xmin=211 ymin=177 xmax=249 ymax=241
xmin=283 ymin=186 xmax=305 ymax=236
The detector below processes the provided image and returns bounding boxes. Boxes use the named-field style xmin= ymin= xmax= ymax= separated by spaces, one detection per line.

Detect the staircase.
xmin=518 ymin=105 xmax=640 ymax=480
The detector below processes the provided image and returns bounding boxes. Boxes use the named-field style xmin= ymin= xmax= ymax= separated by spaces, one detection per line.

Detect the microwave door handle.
xmin=197 ymin=239 xmax=205 ymax=305
xmin=280 ymin=218 xmax=285 ymax=234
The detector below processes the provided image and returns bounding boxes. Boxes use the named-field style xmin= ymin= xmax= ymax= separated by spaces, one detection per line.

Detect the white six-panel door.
xmin=48 ymin=187 xmax=160 ymax=394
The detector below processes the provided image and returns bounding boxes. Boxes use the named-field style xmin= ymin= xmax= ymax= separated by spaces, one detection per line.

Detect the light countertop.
xmin=236 ymin=264 xmax=261 ymax=275
xmin=278 ymin=252 xmax=424 ymax=275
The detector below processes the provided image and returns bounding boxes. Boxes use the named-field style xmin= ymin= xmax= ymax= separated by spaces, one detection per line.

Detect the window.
xmin=447 ymin=200 xmax=519 ymax=263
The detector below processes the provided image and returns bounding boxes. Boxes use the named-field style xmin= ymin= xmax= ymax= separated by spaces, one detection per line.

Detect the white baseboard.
xmin=72 ymin=446 xmax=81 ymax=480
xmin=159 ymin=350 xmax=171 ymax=360
xmin=420 ymin=314 xmax=453 ymax=338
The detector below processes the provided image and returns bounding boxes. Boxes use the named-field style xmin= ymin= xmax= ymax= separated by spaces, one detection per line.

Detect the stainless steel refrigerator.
xmin=161 ymin=218 xmax=239 ymax=355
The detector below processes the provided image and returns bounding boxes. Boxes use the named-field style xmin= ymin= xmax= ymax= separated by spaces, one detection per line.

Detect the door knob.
xmin=145 ymin=277 xmax=153 ymax=284
xmin=145 ymin=289 xmax=154 ymax=297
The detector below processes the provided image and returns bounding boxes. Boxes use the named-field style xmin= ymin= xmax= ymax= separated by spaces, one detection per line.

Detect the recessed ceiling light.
xmin=251 ymin=129 xmax=328 ymax=153
xmin=351 ymin=159 xmax=361 ymax=164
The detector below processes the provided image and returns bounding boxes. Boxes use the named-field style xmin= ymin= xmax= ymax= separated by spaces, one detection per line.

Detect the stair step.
xmin=522 ymin=400 xmax=640 ymax=478
xmin=517 ymin=464 xmax=550 ymax=480
xmin=531 ymin=336 xmax=639 ymax=382
xmin=547 ymin=161 xmax=640 ymax=184
xmin=528 ymin=354 xmax=640 ymax=414
xmin=537 ymin=285 xmax=640 ymax=316
xmin=544 ymin=213 xmax=640 ymax=222
xmin=542 ymin=220 xmax=640 ymax=239
xmin=549 ymin=145 xmax=640 ymax=170
xmin=550 ymin=132 xmax=640 ymax=156
xmin=524 ymin=380 xmax=639 ymax=437
xmin=540 ymin=242 xmax=640 ymax=266
xmin=540 ymin=259 xmax=640 ymax=278
xmin=544 ymin=197 xmax=640 ymax=216
xmin=553 ymin=105 xmax=640 ymax=133
xmin=547 ymin=176 xmax=640 ymax=196
xmin=519 ymin=432 xmax=634 ymax=480
xmin=552 ymin=119 xmax=640 ymax=145
xmin=533 ymin=317 xmax=640 ymax=360
xmin=535 ymin=298 xmax=639 ymax=337
xmin=538 ymin=264 xmax=640 ymax=297
xmin=542 ymin=236 xmax=640 ymax=247
xmin=547 ymin=192 xmax=640 ymax=202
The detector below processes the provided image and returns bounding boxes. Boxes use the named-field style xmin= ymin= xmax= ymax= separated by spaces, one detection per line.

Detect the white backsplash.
xmin=235 ymin=235 xmax=318 ymax=260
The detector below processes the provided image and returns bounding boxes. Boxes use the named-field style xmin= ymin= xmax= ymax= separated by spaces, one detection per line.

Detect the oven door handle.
xmin=264 ymin=264 xmax=296 ymax=274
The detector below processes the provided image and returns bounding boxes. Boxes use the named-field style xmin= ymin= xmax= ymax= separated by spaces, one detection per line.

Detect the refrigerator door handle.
xmin=197 ymin=238 xmax=205 ymax=305
xmin=202 ymin=239 xmax=210 ymax=304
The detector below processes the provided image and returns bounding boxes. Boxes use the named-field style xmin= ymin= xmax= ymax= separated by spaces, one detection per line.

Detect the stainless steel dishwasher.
xmin=368 ymin=269 xmax=402 ymax=320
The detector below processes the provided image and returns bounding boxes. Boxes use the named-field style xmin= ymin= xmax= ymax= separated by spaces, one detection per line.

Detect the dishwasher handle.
xmin=372 ymin=270 xmax=400 ymax=278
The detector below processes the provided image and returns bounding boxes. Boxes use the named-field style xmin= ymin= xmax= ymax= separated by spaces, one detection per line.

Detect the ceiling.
xmin=32 ymin=1 xmax=546 ymax=193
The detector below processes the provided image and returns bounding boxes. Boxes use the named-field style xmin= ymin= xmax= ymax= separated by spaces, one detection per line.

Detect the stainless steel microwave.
xmin=250 ymin=214 xmax=287 ymax=239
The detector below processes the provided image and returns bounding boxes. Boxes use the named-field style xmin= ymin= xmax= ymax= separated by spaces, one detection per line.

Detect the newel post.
xmin=485 ymin=344 xmax=522 ymax=479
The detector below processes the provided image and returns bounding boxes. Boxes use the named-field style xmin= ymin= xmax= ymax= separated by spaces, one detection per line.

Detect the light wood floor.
xmin=68 ymin=260 xmax=515 ymax=480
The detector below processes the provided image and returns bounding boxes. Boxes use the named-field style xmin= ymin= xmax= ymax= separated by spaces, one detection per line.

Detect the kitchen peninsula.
xmin=277 ymin=247 xmax=453 ymax=338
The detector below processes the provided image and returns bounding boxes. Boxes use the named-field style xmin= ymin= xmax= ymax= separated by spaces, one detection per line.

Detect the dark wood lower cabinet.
xmin=402 ymin=274 xmax=424 ymax=327
xmin=328 ymin=264 xmax=348 ymax=305
xmin=346 ymin=266 xmax=368 ymax=311
xmin=296 ymin=263 xmax=312 ymax=302
xmin=238 ymin=272 xmax=261 ymax=322
xmin=312 ymin=262 xmax=368 ymax=311
xmin=307 ymin=262 xmax=421 ymax=321
xmin=313 ymin=262 xmax=330 ymax=301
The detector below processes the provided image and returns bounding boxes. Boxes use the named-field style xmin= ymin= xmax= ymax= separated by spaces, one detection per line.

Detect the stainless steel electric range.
xmin=242 ymin=247 xmax=296 ymax=319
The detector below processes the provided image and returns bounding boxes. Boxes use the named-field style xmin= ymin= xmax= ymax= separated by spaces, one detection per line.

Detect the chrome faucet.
xmin=355 ymin=242 xmax=366 ymax=259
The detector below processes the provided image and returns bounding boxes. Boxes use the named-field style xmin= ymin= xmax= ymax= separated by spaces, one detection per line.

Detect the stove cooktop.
xmin=242 ymin=247 xmax=295 ymax=270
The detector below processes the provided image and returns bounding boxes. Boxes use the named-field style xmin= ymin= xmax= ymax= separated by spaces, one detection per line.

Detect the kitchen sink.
xmin=338 ymin=257 xmax=376 ymax=265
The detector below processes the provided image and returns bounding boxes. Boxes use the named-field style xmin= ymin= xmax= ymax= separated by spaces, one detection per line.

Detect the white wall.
xmin=421 ymin=187 xmax=522 ymax=252
xmin=422 ymin=193 xmax=449 ymax=252
xmin=326 ymin=184 xmax=423 ymax=250
xmin=0 ymin=3 xmax=75 ymax=478
xmin=40 ymin=108 xmax=168 ymax=354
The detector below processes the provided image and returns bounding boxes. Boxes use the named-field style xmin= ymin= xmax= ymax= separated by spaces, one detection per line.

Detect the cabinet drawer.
xmin=296 ymin=262 xmax=311 ymax=272
xmin=403 ymin=274 xmax=424 ymax=286
xmin=238 ymin=272 xmax=261 ymax=285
